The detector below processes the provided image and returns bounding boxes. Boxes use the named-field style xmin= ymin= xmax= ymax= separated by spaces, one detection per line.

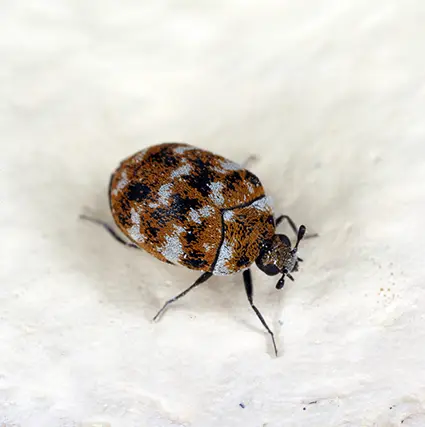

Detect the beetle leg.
xmin=241 ymin=154 xmax=258 ymax=169
xmin=242 ymin=269 xmax=278 ymax=357
xmin=153 ymin=272 xmax=213 ymax=322
xmin=275 ymin=214 xmax=318 ymax=239
xmin=80 ymin=214 xmax=140 ymax=249
xmin=275 ymin=214 xmax=297 ymax=233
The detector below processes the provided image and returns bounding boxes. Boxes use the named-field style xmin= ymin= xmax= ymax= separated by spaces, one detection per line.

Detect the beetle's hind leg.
xmin=80 ymin=214 xmax=140 ymax=249
xmin=243 ymin=269 xmax=278 ymax=357
xmin=275 ymin=214 xmax=318 ymax=239
xmin=153 ymin=272 xmax=213 ymax=322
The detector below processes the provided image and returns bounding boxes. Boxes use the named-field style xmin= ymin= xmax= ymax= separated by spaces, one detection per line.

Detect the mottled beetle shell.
xmin=109 ymin=143 xmax=275 ymax=275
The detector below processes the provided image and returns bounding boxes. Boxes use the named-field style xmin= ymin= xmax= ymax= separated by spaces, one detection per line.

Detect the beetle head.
xmin=256 ymin=225 xmax=306 ymax=290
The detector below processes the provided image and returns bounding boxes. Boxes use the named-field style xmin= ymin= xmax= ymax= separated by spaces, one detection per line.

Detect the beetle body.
xmin=109 ymin=143 xmax=275 ymax=275
xmin=83 ymin=142 xmax=308 ymax=356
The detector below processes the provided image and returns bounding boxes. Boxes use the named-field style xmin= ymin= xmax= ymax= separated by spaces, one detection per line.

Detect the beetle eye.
xmin=259 ymin=263 xmax=280 ymax=276
xmin=279 ymin=234 xmax=291 ymax=247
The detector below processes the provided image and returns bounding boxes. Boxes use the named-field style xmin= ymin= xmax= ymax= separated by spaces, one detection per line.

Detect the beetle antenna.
xmin=276 ymin=269 xmax=295 ymax=290
xmin=276 ymin=228 xmax=306 ymax=290
xmin=276 ymin=276 xmax=285 ymax=290
xmin=294 ymin=225 xmax=306 ymax=251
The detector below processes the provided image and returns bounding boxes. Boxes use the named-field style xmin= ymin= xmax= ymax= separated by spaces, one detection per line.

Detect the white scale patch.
xmin=223 ymin=210 xmax=234 ymax=221
xmin=158 ymin=183 xmax=173 ymax=206
xmin=127 ymin=208 xmax=146 ymax=243
xmin=171 ymin=162 xmax=192 ymax=179
xmin=112 ymin=169 xmax=128 ymax=196
xmin=221 ymin=159 xmax=242 ymax=171
xmin=189 ymin=206 xmax=215 ymax=224
xmin=221 ymin=160 xmax=242 ymax=171
xmin=213 ymin=238 xmax=234 ymax=275
xmin=213 ymin=159 xmax=243 ymax=174
xmin=199 ymin=206 xmax=214 ymax=217
xmin=247 ymin=183 xmax=255 ymax=194
xmin=251 ymin=196 xmax=273 ymax=212
xmin=203 ymin=243 xmax=213 ymax=252
xmin=208 ymin=181 xmax=225 ymax=205
xmin=174 ymin=145 xmax=194 ymax=155
xmin=189 ymin=208 xmax=201 ymax=224
xmin=159 ymin=225 xmax=186 ymax=264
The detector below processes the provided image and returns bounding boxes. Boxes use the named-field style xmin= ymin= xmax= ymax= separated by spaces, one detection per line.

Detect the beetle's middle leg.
xmin=153 ymin=272 xmax=213 ymax=322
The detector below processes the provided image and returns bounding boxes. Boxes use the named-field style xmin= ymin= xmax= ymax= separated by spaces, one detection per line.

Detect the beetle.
xmin=81 ymin=142 xmax=310 ymax=356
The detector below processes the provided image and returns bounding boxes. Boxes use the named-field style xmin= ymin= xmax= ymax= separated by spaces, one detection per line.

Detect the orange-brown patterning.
xmin=109 ymin=143 xmax=275 ymax=275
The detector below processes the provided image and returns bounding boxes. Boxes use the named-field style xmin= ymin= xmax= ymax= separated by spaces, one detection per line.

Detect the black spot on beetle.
xmin=148 ymin=148 xmax=179 ymax=167
xmin=236 ymin=255 xmax=250 ymax=268
xmin=223 ymin=171 xmax=243 ymax=191
xmin=168 ymin=193 xmax=202 ymax=219
xmin=150 ymin=208 xmax=170 ymax=226
xmin=126 ymin=182 xmax=151 ymax=202
xmin=118 ymin=212 xmax=131 ymax=227
xmin=267 ymin=215 xmax=275 ymax=226
xmin=146 ymin=226 xmax=160 ymax=238
xmin=185 ymin=158 xmax=216 ymax=197
xmin=184 ymin=225 xmax=201 ymax=244
xmin=245 ymin=171 xmax=261 ymax=187
xmin=184 ymin=233 xmax=197 ymax=244
xmin=182 ymin=251 xmax=207 ymax=269
xmin=184 ymin=258 xmax=207 ymax=269
xmin=149 ymin=194 xmax=202 ymax=224
xmin=189 ymin=249 xmax=205 ymax=258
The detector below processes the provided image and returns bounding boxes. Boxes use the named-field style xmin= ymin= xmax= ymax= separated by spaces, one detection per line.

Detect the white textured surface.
xmin=2 ymin=1 xmax=425 ymax=426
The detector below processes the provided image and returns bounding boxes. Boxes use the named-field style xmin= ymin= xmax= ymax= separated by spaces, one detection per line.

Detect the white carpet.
xmin=2 ymin=1 xmax=425 ymax=426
